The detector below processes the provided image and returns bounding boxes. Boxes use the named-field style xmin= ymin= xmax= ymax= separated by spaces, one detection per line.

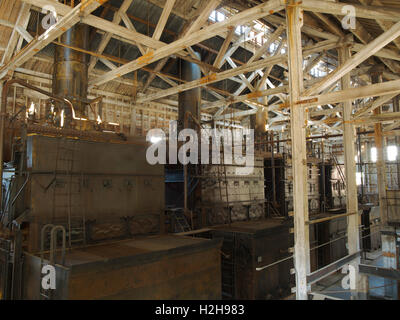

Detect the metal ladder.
xmin=216 ymin=145 xmax=231 ymax=223
xmin=53 ymin=138 xmax=86 ymax=247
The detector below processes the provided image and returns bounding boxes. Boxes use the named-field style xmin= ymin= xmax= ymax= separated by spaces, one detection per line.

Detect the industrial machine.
xmin=0 ymin=23 xmax=222 ymax=300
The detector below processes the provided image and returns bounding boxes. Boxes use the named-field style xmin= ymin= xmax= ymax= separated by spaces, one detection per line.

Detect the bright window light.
xmin=60 ymin=109 xmax=65 ymax=128
xmin=254 ymin=22 xmax=263 ymax=31
xmin=216 ymin=11 xmax=225 ymax=22
xmin=387 ymin=145 xmax=398 ymax=161
xmin=28 ymin=102 xmax=35 ymax=115
xmin=235 ymin=25 xmax=242 ymax=35
xmin=371 ymin=147 xmax=377 ymax=163
xmin=209 ymin=10 xmax=216 ymax=22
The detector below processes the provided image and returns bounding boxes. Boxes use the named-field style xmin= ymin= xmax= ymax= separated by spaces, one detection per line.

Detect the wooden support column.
xmin=371 ymin=67 xmax=388 ymax=227
xmin=141 ymin=109 xmax=145 ymax=136
xmin=287 ymin=0 xmax=310 ymax=300
xmin=381 ymin=231 xmax=398 ymax=299
xmin=130 ymin=107 xmax=136 ymax=136
xmin=339 ymin=40 xmax=368 ymax=299
xmin=394 ymin=96 xmax=400 ymax=189
xmin=371 ymin=66 xmax=396 ymax=298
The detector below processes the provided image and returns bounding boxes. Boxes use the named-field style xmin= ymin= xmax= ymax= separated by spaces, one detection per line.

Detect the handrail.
xmin=50 ymin=226 xmax=66 ymax=265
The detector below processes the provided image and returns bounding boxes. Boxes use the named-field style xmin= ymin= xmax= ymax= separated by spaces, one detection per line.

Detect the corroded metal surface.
xmin=20 ymin=135 xmax=164 ymax=252
xmin=22 ymin=235 xmax=222 ymax=300
xmin=178 ymin=52 xmax=201 ymax=130
xmin=209 ymin=219 xmax=293 ymax=300
xmin=53 ymin=23 xmax=89 ymax=119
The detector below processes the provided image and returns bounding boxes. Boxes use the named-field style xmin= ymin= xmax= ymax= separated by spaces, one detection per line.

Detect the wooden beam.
xmin=182 ymin=0 xmax=221 ymax=37
xmin=360 ymin=0 xmax=400 ymax=50
xmin=203 ymin=86 xmax=289 ymax=110
xmin=248 ymin=25 xmax=285 ymax=65
xmin=304 ymin=52 xmax=326 ymax=76
xmin=1 ymin=3 xmax=31 ymax=65
xmin=334 ymin=14 xmax=400 ymax=74
xmin=287 ymin=0 xmax=310 ymax=300
xmin=312 ymin=12 xmax=345 ymax=37
xmin=23 ymin=0 xmax=163 ymax=49
xmin=300 ymin=79 xmax=400 ymax=107
xmin=213 ymin=26 xmax=235 ymax=69
xmin=152 ymin=0 xmax=176 ymax=41
xmin=304 ymin=21 xmax=400 ymax=96
xmin=353 ymin=93 xmax=397 ymax=119
xmin=339 ymin=43 xmax=366 ymax=297
xmin=137 ymin=39 xmax=340 ymax=103
xmin=0 ymin=0 xmax=107 ymax=79
xmin=302 ymin=0 xmax=400 ymax=22
xmin=142 ymin=0 xmax=221 ymax=93
xmin=89 ymin=0 xmax=285 ymax=86
xmin=88 ymin=0 xmax=134 ymax=73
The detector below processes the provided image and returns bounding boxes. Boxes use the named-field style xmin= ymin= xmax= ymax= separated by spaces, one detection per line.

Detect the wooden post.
xmin=371 ymin=66 xmax=395 ymax=298
xmin=339 ymin=40 xmax=368 ymax=299
xmin=130 ymin=107 xmax=136 ymax=136
xmin=141 ymin=109 xmax=145 ymax=136
xmin=381 ymin=231 xmax=398 ymax=298
xmin=371 ymin=67 xmax=388 ymax=227
xmin=286 ymin=0 xmax=310 ymax=300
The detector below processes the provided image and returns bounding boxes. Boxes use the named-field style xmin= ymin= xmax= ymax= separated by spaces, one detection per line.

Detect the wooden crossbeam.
xmin=88 ymin=0 xmax=134 ymax=73
xmin=302 ymin=0 xmax=400 ymax=22
xmin=137 ymin=39 xmax=339 ymax=103
xmin=152 ymin=0 xmax=176 ymax=41
xmin=301 ymin=79 xmax=400 ymax=107
xmin=304 ymin=20 xmax=400 ymax=96
xmin=142 ymin=0 xmax=221 ymax=93
xmin=1 ymin=3 xmax=31 ymax=65
xmin=213 ymin=27 xmax=235 ymax=69
xmin=89 ymin=0 xmax=285 ymax=86
xmin=352 ymin=93 xmax=397 ymax=119
xmin=1 ymin=0 xmax=107 ymax=79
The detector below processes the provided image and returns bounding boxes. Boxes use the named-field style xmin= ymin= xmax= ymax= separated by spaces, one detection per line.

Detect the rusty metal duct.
xmin=178 ymin=52 xmax=202 ymax=130
xmin=251 ymin=82 xmax=269 ymax=134
xmin=52 ymin=23 xmax=89 ymax=122
xmin=251 ymin=108 xmax=269 ymax=134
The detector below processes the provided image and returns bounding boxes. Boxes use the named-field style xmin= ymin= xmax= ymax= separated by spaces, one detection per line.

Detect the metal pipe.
xmin=53 ymin=23 xmax=89 ymax=122
xmin=182 ymin=111 xmax=202 ymax=228
xmin=306 ymin=211 xmax=358 ymax=225
xmin=0 ymin=79 xmax=74 ymax=211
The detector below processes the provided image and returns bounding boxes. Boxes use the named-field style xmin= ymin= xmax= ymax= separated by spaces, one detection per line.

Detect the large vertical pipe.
xmin=179 ymin=52 xmax=202 ymax=215
xmin=178 ymin=52 xmax=201 ymax=131
xmin=250 ymin=108 xmax=268 ymax=135
xmin=53 ymin=23 xmax=89 ymax=122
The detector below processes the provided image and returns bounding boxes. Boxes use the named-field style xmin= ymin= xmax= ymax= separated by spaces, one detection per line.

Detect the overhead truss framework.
xmin=0 ymin=0 xmax=398 ymax=132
